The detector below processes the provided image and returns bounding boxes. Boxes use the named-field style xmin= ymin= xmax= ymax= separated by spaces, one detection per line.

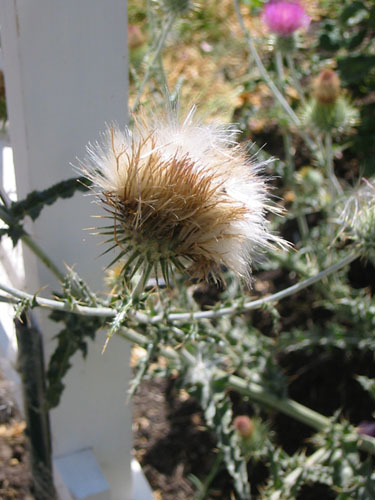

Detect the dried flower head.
xmin=262 ymin=0 xmax=310 ymax=37
xmin=313 ymin=69 xmax=341 ymax=104
xmin=81 ymin=107 xmax=284 ymax=285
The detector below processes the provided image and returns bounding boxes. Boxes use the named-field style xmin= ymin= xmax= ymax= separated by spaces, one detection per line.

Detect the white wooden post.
xmin=0 ymin=1 xmax=153 ymax=499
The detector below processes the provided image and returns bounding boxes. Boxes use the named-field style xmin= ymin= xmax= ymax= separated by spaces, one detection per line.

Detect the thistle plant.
xmin=1 ymin=1 xmax=375 ymax=499
xmin=300 ymin=68 xmax=359 ymax=196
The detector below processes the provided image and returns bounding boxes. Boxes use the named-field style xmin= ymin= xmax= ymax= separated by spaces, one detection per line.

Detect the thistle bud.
xmin=313 ymin=69 xmax=341 ymax=104
xmin=234 ymin=415 xmax=254 ymax=439
xmin=301 ymin=70 xmax=358 ymax=133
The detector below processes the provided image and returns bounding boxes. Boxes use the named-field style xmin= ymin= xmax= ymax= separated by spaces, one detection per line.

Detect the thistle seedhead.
xmin=81 ymin=107 xmax=285 ymax=286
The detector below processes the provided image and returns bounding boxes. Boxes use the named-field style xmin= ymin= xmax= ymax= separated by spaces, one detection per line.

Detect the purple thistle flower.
xmin=357 ymin=421 xmax=375 ymax=438
xmin=262 ymin=0 xmax=310 ymax=37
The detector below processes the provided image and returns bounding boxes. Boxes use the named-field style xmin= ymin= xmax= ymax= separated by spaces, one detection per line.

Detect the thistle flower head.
xmin=81 ymin=107 xmax=284 ymax=285
xmin=262 ymin=0 xmax=310 ymax=37
xmin=357 ymin=421 xmax=375 ymax=438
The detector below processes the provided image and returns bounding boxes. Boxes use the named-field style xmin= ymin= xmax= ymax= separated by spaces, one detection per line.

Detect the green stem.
xmin=154 ymin=251 xmax=359 ymax=323
xmin=325 ymin=132 xmax=343 ymax=196
xmin=193 ymin=452 xmax=223 ymax=500
xmin=0 ymin=206 xmax=64 ymax=282
xmin=21 ymin=233 xmax=65 ymax=282
xmin=274 ymin=50 xmax=295 ymax=182
xmin=269 ymin=448 xmax=328 ymax=500
xmin=230 ymin=371 xmax=329 ymax=429
xmin=132 ymin=13 xmax=176 ymax=113
xmin=0 ymin=252 xmax=360 ymax=322
xmin=274 ymin=50 xmax=285 ymax=85
xmin=131 ymin=263 xmax=153 ymax=301
xmin=227 ymin=372 xmax=375 ymax=455
xmin=296 ymin=211 xmax=309 ymax=239
xmin=285 ymin=54 xmax=306 ymax=105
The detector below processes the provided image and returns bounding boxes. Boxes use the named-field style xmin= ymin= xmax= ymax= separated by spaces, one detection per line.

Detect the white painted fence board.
xmin=0 ymin=1 xmax=153 ymax=498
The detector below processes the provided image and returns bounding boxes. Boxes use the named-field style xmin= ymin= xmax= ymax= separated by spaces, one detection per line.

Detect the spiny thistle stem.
xmin=131 ymin=263 xmax=154 ymax=301
xmin=0 ymin=251 xmax=360 ymax=322
xmin=274 ymin=50 xmax=295 ymax=179
xmin=131 ymin=12 xmax=177 ymax=113
xmin=269 ymin=448 xmax=329 ymax=500
xmin=102 ymin=264 xmax=154 ymax=353
xmin=274 ymin=49 xmax=285 ymax=84
xmin=160 ymin=251 xmax=359 ymax=323
xmin=233 ymin=0 xmax=317 ymax=154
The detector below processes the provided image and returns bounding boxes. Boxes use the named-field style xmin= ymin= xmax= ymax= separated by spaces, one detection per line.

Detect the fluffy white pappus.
xmin=80 ymin=107 xmax=286 ymax=284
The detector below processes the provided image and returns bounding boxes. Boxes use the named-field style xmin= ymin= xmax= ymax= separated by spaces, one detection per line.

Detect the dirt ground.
xmin=0 ymin=373 xmax=32 ymax=500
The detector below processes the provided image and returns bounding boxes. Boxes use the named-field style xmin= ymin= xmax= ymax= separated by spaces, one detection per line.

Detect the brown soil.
xmin=0 ymin=373 xmax=32 ymax=500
